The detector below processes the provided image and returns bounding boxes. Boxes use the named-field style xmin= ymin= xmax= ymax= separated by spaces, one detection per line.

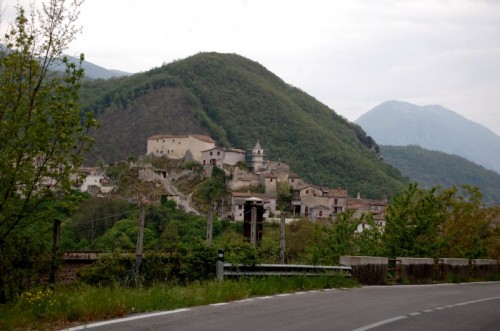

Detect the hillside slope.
xmin=80 ymin=52 xmax=407 ymax=199
xmin=381 ymin=145 xmax=500 ymax=205
xmin=355 ymin=100 xmax=500 ymax=174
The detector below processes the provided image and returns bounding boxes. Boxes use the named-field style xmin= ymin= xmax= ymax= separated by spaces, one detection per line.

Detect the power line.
xmin=70 ymin=205 xmax=140 ymax=227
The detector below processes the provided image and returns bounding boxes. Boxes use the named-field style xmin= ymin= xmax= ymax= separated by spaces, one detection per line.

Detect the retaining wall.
xmin=397 ymin=257 xmax=434 ymax=284
xmin=439 ymin=258 xmax=470 ymax=281
xmin=471 ymin=259 xmax=499 ymax=279
xmin=340 ymin=256 xmax=388 ymax=285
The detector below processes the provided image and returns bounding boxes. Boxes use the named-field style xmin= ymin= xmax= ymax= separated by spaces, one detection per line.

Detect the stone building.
xmin=147 ymin=134 xmax=215 ymax=162
xmin=201 ymin=147 xmax=246 ymax=167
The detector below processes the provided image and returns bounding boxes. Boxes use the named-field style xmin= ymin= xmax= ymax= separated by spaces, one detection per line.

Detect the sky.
xmin=4 ymin=0 xmax=500 ymax=136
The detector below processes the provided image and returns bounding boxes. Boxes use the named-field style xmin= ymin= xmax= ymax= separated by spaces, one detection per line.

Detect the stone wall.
xmin=340 ymin=256 xmax=388 ymax=285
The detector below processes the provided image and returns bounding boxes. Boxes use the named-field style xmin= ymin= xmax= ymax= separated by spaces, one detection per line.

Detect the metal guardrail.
xmin=216 ymin=262 xmax=352 ymax=280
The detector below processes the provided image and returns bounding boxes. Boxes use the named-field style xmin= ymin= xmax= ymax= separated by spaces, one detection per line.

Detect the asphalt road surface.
xmin=65 ymin=282 xmax=500 ymax=331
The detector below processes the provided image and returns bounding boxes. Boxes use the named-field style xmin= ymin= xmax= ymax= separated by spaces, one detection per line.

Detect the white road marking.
xmin=210 ymin=302 xmax=228 ymax=306
xmin=454 ymin=296 xmax=500 ymax=306
xmin=350 ymin=295 xmax=500 ymax=331
xmin=351 ymin=316 xmax=407 ymax=331
xmin=235 ymin=298 xmax=254 ymax=303
xmin=62 ymin=308 xmax=191 ymax=330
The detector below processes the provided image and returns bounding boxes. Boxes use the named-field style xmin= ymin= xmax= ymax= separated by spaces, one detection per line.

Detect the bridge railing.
xmin=216 ymin=262 xmax=352 ymax=280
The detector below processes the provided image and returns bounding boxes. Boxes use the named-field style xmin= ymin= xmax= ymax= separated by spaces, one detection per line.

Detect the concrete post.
xmin=216 ymin=249 xmax=225 ymax=280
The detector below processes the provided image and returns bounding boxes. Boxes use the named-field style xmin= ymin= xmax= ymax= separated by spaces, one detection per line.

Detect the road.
xmin=65 ymin=282 xmax=500 ymax=331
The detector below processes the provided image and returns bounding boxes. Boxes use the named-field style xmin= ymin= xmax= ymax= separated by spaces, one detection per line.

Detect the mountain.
xmin=55 ymin=55 xmax=131 ymax=79
xmin=79 ymin=52 xmax=407 ymax=199
xmin=355 ymin=100 xmax=500 ymax=174
xmin=80 ymin=61 xmax=131 ymax=80
xmin=381 ymin=145 xmax=500 ymax=205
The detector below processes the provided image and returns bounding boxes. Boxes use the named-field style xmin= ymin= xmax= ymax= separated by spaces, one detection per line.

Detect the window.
xmin=291 ymin=179 xmax=295 ymax=183
xmin=270 ymin=178 xmax=273 ymax=182
xmin=210 ymin=151 xmax=213 ymax=156
xmin=217 ymin=151 xmax=220 ymax=155
xmin=334 ymin=198 xmax=338 ymax=205
xmin=319 ymin=210 xmax=323 ymax=217
xmin=238 ymin=205 xmax=242 ymax=210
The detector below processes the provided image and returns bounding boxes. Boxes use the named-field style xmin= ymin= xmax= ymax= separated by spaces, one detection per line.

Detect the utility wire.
xmin=70 ymin=205 xmax=140 ymax=226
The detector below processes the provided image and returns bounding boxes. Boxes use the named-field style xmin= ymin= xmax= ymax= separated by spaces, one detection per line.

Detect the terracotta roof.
xmin=148 ymin=134 xmax=188 ymax=140
xmin=325 ymin=189 xmax=348 ymax=197
xmin=225 ymin=148 xmax=246 ymax=154
xmin=147 ymin=134 xmax=214 ymax=143
xmin=190 ymin=134 xmax=215 ymax=143
xmin=78 ymin=167 xmax=99 ymax=173
xmin=298 ymin=184 xmax=320 ymax=191
xmin=347 ymin=198 xmax=386 ymax=207
xmin=201 ymin=147 xmax=222 ymax=153
xmin=288 ymin=172 xmax=300 ymax=178
xmin=264 ymin=172 xmax=277 ymax=178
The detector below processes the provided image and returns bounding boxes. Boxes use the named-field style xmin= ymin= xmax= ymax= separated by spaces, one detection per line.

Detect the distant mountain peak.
xmin=355 ymin=100 xmax=500 ymax=174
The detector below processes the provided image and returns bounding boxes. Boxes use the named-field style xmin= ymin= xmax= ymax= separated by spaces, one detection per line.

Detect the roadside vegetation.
xmin=0 ymin=275 xmax=356 ymax=330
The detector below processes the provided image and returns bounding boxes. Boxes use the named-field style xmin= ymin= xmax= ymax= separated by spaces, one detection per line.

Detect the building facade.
xmin=147 ymin=134 xmax=215 ymax=162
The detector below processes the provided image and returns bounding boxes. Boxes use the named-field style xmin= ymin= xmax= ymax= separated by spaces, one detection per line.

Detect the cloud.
xmin=5 ymin=0 xmax=499 ymax=135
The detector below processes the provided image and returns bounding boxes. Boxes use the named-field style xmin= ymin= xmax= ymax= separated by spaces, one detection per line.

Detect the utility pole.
xmin=135 ymin=200 xmax=146 ymax=271
xmin=49 ymin=219 xmax=61 ymax=289
xmin=206 ymin=210 xmax=213 ymax=246
xmin=280 ymin=214 xmax=286 ymax=264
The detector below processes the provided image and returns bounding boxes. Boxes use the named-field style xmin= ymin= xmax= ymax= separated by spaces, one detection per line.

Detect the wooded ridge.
xmin=80 ymin=52 xmax=407 ymax=199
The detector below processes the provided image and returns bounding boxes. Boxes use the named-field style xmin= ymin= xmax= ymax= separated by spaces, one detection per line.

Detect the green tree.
xmin=0 ymin=0 xmax=94 ymax=302
xmin=192 ymin=166 xmax=229 ymax=212
xmin=355 ymin=213 xmax=384 ymax=256
xmin=382 ymin=183 xmax=445 ymax=258
xmin=436 ymin=185 xmax=498 ymax=259
xmin=276 ymin=182 xmax=293 ymax=213
xmin=310 ymin=212 xmax=361 ymax=265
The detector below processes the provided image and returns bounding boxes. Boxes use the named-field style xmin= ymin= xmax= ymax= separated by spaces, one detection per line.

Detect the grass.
xmin=0 ymin=274 xmax=357 ymax=330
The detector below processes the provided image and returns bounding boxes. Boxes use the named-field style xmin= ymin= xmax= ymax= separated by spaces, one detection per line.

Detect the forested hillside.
xmin=80 ymin=52 xmax=407 ymax=199
xmin=381 ymin=145 xmax=500 ymax=205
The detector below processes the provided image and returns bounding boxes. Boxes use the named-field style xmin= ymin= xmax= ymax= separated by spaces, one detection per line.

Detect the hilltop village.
xmin=79 ymin=134 xmax=387 ymax=230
